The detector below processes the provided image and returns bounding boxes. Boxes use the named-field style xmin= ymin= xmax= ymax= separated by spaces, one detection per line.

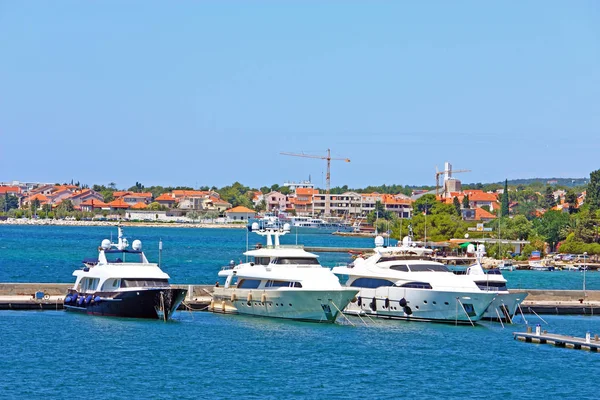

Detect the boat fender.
xmin=85 ymin=295 xmax=92 ymax=304
xmin=231 ymin=293 xmax=237 ymax=302
xmin=384 ymin=298 xmax=390 ymax=308
xmin=77 ymin=297 xmax=85 ymax=305
xmin=370 ymin=298 xmax=377 ymax=311
xmin=404 ymin=306 xmax=412 ymax=316
xmin=65 ymin=296 xmax=72 ymax=303
xmin=399 ymin=298 xmax=407 ymax=307
xmin=94 ymin=296 xmax=101 ymax=303
xmin=247 ymin=293 xmax=253 ymax=303
xmin=221 ymin=301 xmax=226 ymax=311
xmin=71 ymin=294 xmax=78 ymax=303
xmin=210 ymin=300 xmax=214 ymax=310
xmin=350 ymin=296 xmax=357 ymax=303
xmin=357 ymin=296 xmax=362 ymax=307
xmin=261 ymin=293 xmax=267 ymax=304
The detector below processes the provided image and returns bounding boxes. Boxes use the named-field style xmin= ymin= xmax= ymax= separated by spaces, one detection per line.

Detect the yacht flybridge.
xmin=211 ymin=222 xmax=358 ymax=322
xmin=64 ymin=226 xmax=187 ymax=320
xmin=332 ymin=237 xmax=497 ymax=325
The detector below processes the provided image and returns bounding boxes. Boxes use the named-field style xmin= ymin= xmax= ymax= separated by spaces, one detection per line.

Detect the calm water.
xmin=0 ymin=225 xmax=598 ymax=290
xmin=1 ymin=225 xmax=599 ymax=399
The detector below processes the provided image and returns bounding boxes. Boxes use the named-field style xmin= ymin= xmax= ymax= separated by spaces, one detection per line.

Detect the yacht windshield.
xmin=406 ymin=264 xmax=449 ymax=272
xmin=272 ymin=258 xmax=320 ymax=265
xmin=121 ymin=279 xmax=169 ymax=288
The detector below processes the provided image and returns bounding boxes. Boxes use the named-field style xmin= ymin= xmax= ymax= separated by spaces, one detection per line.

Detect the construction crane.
xmin=435 ymin=164 xmax=471 ymax=198
xmin=280 ymin=149 xmax=350 ymax=215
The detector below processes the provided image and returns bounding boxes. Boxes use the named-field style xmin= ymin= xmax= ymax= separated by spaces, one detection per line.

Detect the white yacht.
xmin=463 ymin=245 xmax=527 ymax=323
xmin=211 ymin=222 xmax=358 ymax=323
xmin=283 ymin=216 xmax=353 ymax=234
xmin=64 ymin=226 xmax=187 ymax=320
xmin=331 ymin=237 xmax=497 ymax=324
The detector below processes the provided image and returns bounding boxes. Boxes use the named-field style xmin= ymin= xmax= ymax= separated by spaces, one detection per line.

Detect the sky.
xmin=0 ymin=1 xmax=598 ymax=190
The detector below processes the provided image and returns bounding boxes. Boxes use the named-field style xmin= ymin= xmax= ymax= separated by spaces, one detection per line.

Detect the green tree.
xmin=462 ymin=194 xmax=470 ymax=209
xmin=31 ymin=199 xmax=41 ymax=217
xmin=534 ymin=210 xmax=570 ymax=251
xmin=544 ymin=186 xmax=556 ymax=209
xmin=452 ymin=196 xmax=461 ymax=216
xmin=1 ymin=194 xmax=19 ymax=212
xmin=501 ymin=179 xmax=509 ymax=217
xmin=414 ymin=194 xmax=436 ymax=215
xmin=57 ymin=199 xmax=74 ymax=212
xmin=587 ymin=169 xmax=600 ymax=212
xmin=147 ymin=202 xmax=163 ymax=211
xmin=565 ymin=189 xmax=578 ymax=214
xmin=255 ymin=199 xmax=267 ymax=212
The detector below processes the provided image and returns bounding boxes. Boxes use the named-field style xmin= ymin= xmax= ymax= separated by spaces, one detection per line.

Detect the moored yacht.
xmin=64 ymin=226 xmax=187 ymax=320
xmin=211 ymin=222 xmax=358 ymax=323
xmin=331 ymin=237 xmax=497 ymax=324
xmin=463 ymin=245 xmax=527 ymax=323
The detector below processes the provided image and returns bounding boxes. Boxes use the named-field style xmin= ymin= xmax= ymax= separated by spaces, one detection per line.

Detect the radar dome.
xmin=132 ymin=240 xmax=142 ymax=251
xmin=467 ymin=244 xmax=475 ymax=254
xmin=251 ymin=222 xmax=259 ymax=231
xmin=283 ymin=223 xmax=291 ymax=232
xmin=402 ymin=236 xmax=411 ymax=246
xmin=101 ymin=239 xmax=111 ymax=250
xmin=374 ymin=235 xmax=385 ymax=247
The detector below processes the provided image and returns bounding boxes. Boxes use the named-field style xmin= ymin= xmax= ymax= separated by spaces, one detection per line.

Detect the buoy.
xmin=404 ymin=306 xmax=412 ymax=315
xmin=384 ymin=298 xmax=390 ymax=309
xmin=231 ymin=293 xmax=237 ymax=302
xmin=357 ymin=296 xmax=362 ymax=307
xmin=370 ymin=298 xmax=377 ymax=311
xmin=261 ymin=293 xmax=267 ymax=304
xmin=247 ymin=293 xmax=253 ymax=302
xmin=399 ymin=298 xmax=407 ymax=307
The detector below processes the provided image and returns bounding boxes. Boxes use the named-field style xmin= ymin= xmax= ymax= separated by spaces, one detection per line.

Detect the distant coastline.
xmin=0 ymin=217 xmax=245 ymax=229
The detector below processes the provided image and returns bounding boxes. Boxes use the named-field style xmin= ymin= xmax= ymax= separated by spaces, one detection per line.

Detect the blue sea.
xmin=1 ymin=225 xmax=599 ymax=399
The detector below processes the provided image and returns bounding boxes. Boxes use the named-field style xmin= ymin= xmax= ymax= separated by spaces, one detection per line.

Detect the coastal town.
xmin=1 ymin=163 xmax=599 ymax=262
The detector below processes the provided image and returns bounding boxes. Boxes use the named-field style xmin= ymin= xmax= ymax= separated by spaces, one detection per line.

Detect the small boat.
xmin=497 ymin=260 xmax=515 ymax=272
xmin=528 ymin=260 xmax=555 ymax=271
xmin=64 ymin=226 xmax=187 ymax=320
xmin=211 ymin=222 xmax=358 ymax=322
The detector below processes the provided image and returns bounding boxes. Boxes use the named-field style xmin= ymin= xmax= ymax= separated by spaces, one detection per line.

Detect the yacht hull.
xmin=343 ymin=287 xmax=496 ymax=324
xmin=481 ymin=292 xmax=528 ymax=322
xmin=64 ymin=288 xmax=187 ymax=320
xmin=211 ymin=288 xmax=358 ymax=323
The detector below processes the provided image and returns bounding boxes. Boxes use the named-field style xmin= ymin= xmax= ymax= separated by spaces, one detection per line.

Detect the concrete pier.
xmin=0 ymin=283 xmax=213 ymax=311
xmin=1 ymin=284 xmax=600 ymax=315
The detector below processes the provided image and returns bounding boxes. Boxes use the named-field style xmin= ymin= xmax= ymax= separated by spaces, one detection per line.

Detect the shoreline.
xmin=0 ymin=218 xmax=245 ymax=229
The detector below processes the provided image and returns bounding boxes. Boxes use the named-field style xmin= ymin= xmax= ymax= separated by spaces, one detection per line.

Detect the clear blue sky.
xmin=1 ymin=1 xmax=598 ymax=190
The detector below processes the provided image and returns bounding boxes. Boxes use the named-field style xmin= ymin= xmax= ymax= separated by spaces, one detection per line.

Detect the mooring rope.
xmin=329 ymin=300 xmax=354 ymax=326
